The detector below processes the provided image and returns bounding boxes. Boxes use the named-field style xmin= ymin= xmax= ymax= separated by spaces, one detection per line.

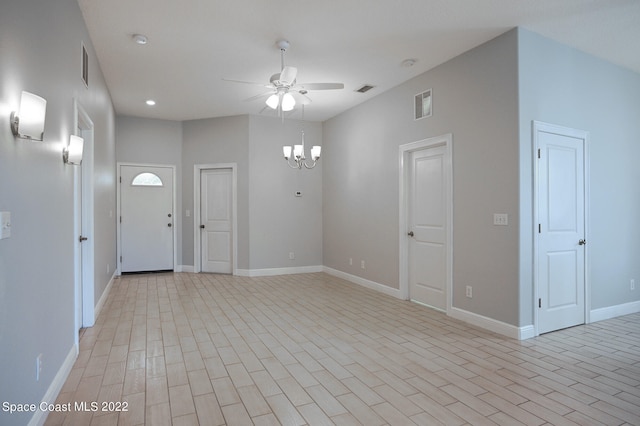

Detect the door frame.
xmin=532 ymin=120 xmax=590 ymax=336
xmin=194 ymin=163 xmax=238 ymax=274
xmin=117 ymin=162 xmax=177 ymax=275
xmin=74 ymin=100 xmax=95 ymax=342
xmin=399 ymin=134 xmax=453 ymax=312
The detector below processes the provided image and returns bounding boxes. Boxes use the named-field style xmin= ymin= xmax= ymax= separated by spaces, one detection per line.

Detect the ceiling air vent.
xmin=414 ymin=89 xmax=432 ymax=120
xmin=355 ymin=84 xmax=375 ymax=94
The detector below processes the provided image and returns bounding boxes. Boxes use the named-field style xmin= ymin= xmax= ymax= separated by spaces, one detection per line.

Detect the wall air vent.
xmin=414 ymin=88 xmax=432 ymax=120
xmin=355 ymin=84 xmax=375 ymax=94
xmin=81 ymin=42 xmax=89 ymax=88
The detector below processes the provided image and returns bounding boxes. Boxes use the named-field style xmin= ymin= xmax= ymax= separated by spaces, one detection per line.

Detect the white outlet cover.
xmin=493 ymin=213 xmax=508 ymax=226
xmin=0 ymin=211 xmax=11 ymax=239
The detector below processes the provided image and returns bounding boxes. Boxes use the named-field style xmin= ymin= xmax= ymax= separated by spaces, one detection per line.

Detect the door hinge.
xmin=537 ymin=148 xmax=541 ymax=159
xmin=119 ymin=216 xmax=122 ymax=223
xmin=538 ymin=224 xmax=541 ymax=233
xmin=538 ymin=298 xmax=541 ymax=308
xmin=119 ymin=176 xmax=122 ymax=183
xmin=120 ymin=255 xmax=122 ymax=263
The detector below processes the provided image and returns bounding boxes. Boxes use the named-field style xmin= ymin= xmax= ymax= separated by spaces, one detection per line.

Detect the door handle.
xmin=79 ymin=235 xmax=88 ymax=242
xmin=200 ymin=225 xmax=205 ymax=229
xmin=578 ymin=239 xmax=586 ymax=245
xmin=408 ymin=231 xmax=414 ymax=237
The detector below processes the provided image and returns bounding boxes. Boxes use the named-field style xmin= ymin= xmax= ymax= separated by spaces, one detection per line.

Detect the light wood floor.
xmin=45 ymin=272 xmax=640 ymax=425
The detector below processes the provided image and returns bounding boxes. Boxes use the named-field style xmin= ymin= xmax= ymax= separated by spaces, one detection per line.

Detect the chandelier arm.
xmin=303 ymin=159 xmax=317 ymax=169
xmin=286 ymin=157 xmax=301 ymax=169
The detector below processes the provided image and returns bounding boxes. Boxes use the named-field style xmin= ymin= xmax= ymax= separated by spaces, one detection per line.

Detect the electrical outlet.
xmin=466 ymin=286 xmax=473 ymax=298
xmin=632 ymin=279 xmax=635 ymax=290
xmin=349 ymin=258 xmax=353 ymax=266
xmin=289 ymin=252 xmax=295 ymax=260
xmin=361 ymin=260 xmax=365 ymax=269
xmin=36 ymin=354 xmax=43 ymax=381
xmin=107 ymin=264 xmax=110 ymax=274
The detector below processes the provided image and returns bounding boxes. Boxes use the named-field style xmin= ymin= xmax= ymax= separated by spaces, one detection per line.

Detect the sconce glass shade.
xmin=63 ymin=135 xmax=84 ymax=165
xmin=310 ymin=145 xmax=321 ymax=160
xmin=293 ymin=144 xmax=303 ymax=159
xmin=11 ymin=91 xmax=47 ymax=140
xmin=283 ymin=146 xmax=292 ymax=159
xmin=281 ymin=93 xmax=295 ymax=111
xmin=266 ymin=94 xmax=279 ymax=110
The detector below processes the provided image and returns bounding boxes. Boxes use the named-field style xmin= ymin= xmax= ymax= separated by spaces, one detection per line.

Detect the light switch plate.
xmin=0 ymin=211 xmax=11 ymax=239
xmin=493 ymin=213 xmax=508 ymax=226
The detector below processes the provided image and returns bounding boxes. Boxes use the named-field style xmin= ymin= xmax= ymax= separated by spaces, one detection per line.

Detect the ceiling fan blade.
xmin=291 ymin=91 xmax=312 ymax=105
xmin=279 ymin=66 xmax=298 ymax=85
xmin=243 ymin=91 xmax=275 ymax=102
xmin=297 ymin=82 xmax=344 ymax=91
xmin=223 ymin=78 xmax=272 ymax=89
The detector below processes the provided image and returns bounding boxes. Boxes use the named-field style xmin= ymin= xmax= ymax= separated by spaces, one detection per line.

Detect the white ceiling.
xmin=77 ymin=0 xmax=640 ymax=122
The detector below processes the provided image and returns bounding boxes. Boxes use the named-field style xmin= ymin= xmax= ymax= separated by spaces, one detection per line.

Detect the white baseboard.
xmin=94 ymin=272 xmax=116 ymax=322
xmin=28 ymin=345 xmax=77 ymax=426
xmin=236 ymin=265 xmax=323 ymax=277
xmin=449 ymin=307 xmax=534 ymax=340
xmin=178 ymin=265 xmax=195 ymax=273
xmin=590 ymin=300 xmax=640 ymax=323
xmin=323 ymin=267 xmax=402 ymax=299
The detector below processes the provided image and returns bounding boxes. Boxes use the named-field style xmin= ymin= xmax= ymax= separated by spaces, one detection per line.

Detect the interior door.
xmin=200 ymin=168 xmax=233 ymax=274
xmin=120 ymin=165 xmax=174 ymax=272
xmin=536 ymin=122 xmax=587 ymax=334
xmin=408 ymin=145 xmax=447 ymax=310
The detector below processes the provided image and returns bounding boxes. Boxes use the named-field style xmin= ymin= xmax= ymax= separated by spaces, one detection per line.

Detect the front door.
xmin=408 ymin=144 xmax=448 ymax=311
xmin=120 ymin=165 xmax=174 ymax=273
xmin=535 ymin=122 xmax=587 ymax=334
xmin=200 ymin=168 xmax=233 ymax=274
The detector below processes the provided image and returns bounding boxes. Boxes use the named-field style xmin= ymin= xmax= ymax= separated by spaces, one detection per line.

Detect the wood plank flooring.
xmin=45 ymin=272 xmax=640 ymax=425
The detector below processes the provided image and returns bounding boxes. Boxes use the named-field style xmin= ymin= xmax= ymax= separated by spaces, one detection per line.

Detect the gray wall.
xmin=116 ymin=116 xmax=183 ymax=266
xmin=323 ymin=30 xmax=520 ymax=324
xmin=518 ymin=28 xmax=640 ymax=324
xmin=248 ymin=115 xmax=323 ymax=270
xmin=0 ymin=1 xmax=116 ymax=424
xmin=182 ymin=115 xmax=250 ymax=268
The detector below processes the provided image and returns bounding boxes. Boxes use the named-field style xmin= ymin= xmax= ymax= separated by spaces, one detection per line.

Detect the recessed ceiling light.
xmin=132 ymin=34 xmax=148 ymax=45
xmin=145 ymin=99 xmax=156 ymax=106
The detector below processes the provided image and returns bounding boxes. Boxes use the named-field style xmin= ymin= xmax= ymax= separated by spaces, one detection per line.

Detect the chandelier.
xmin=282 ymin=106 xmax=321 ymax=169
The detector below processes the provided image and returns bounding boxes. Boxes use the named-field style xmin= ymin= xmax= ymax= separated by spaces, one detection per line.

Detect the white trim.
xmin=179 ymin=265 xmax=195 ymax=273
xmin=449 ymin=307 xmax=533 ymax=340
xmin=237 ymin=265 xmax=323 ymax=277
xmin=398 ymin=134 xmax=453 ymax=311
xmin=194 ymin=163 xmax=238 ymax=275
xmin=590 ymin=301 xmax=640 ymax=323
xmin=117 ymin=163 xmax=178 ymax=274
xmin=28 ymin=345 xmax=77 ymax=426
xmin=324 ymin=267 xmax=402 ymax=299
xmin=532 ymin=121 xmax=590 ymax=336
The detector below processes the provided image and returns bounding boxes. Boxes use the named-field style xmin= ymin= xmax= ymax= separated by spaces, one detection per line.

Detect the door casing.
xmin=194 ymin=163 xmax=238 ymax=274
xmin=399 ymin=134 xmax=453 ymax=312
xmin=533 ymin=120 xmax=590 ymax=336
xmin=74 ymin=100 xmax=95 ymax=344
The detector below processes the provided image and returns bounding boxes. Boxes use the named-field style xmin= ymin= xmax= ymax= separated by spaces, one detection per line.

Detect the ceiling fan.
xmin=224 ymin=40 xmax=344 ymax=114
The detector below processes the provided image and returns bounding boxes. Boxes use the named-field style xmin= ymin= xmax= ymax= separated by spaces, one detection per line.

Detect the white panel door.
xmin=536 ymin=123 xmax=586 ymax=334
xmin=120 ymin=165 xmax=174 ymax=272
xmin=408 ymin=145 xmax=447 ymax=310
xmin=201 ymin=169 xmax=232 ymax=274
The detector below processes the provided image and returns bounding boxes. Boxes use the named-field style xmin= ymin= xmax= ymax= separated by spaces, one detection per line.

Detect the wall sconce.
xmin=63 ymin=135 xmax=84 ymax=165
xmin=10 ymin=91 xmax=47 ymax=141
